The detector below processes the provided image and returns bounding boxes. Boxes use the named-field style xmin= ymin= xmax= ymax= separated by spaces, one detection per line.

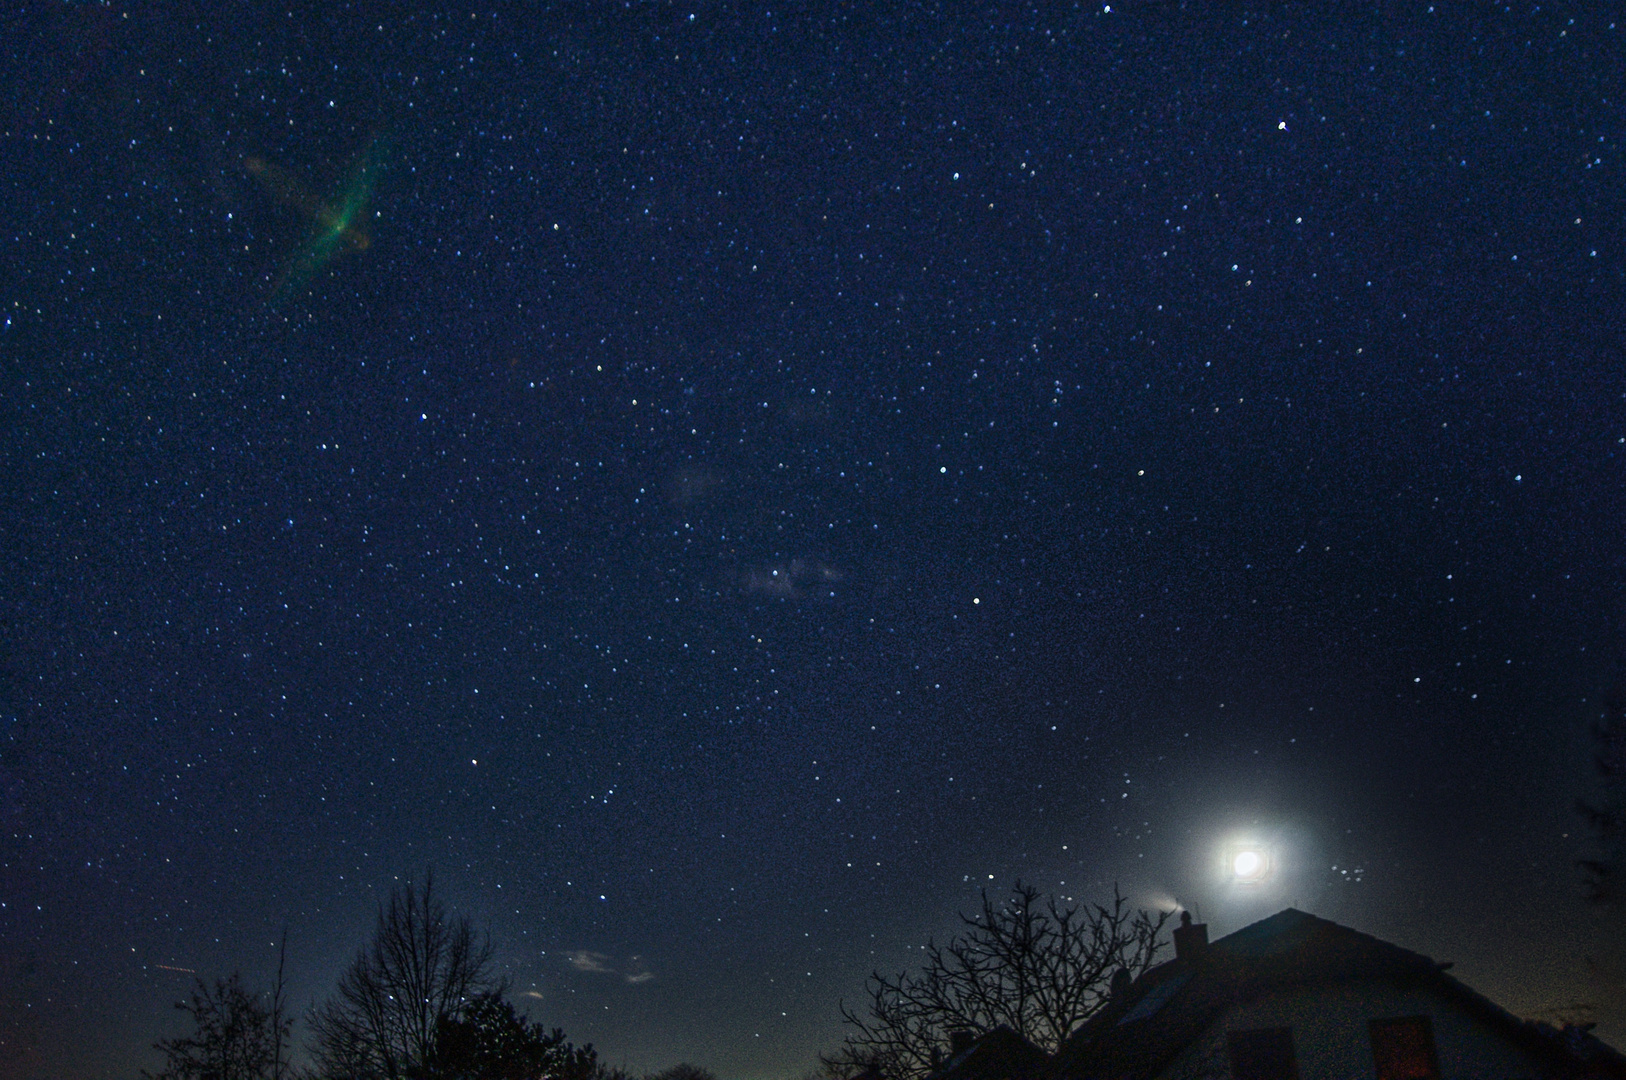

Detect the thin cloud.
xmin=741 ymin=558 xmax=843 ymax=599
xmin=567 ymin=950 xmax=614 ymax=973
xmin=566 ymin=950 xmax=655 ymax=984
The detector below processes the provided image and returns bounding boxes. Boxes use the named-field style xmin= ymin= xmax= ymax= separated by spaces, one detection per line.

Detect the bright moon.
xmin=1233 ymin=850 xmax=1263 ymax=879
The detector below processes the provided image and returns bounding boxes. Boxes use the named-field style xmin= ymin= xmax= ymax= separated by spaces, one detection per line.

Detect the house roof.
xmin=929 ymin=1025 xmax=1050 ymax=1080
xmin=1048 ymin=908 xmax=1626 ymax=1080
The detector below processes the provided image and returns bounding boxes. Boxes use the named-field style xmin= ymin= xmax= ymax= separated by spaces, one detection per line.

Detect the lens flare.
xmin=244 ymin=135 xmax=388 ymax=304
xmin=1220 ymin=839 xmax=1275 ymax=887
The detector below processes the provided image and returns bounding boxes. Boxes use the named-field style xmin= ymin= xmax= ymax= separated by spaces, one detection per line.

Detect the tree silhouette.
xmin=1579 ymin=677 xmax=1626 ymax=906
xmin=428 ymin=991 xmax=599 ymax=1080
xmin=644 ymin=1066 xmax=719 ymax=1080
xmin=824 ymin=883 xmax=1169 ymax=1080
xmin=144 ymin=971 xmax=291 ymax=1080
xmin=306 ymin=873 xmax=496 ymax=1080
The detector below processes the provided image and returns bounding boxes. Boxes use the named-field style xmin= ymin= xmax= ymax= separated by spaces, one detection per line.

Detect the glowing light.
xmin=1226 ymin=843 xmax=1272 ymax=885
xmin=245 ymin=134 xmax=389 ymax=304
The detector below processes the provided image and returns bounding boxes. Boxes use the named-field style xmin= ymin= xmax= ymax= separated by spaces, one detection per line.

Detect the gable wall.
xmin=1156 ymin=978 xmax=1550 ymax=1080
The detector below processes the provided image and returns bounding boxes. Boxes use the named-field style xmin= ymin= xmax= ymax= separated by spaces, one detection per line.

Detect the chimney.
xmin=1173 ymin=910 xmax=1208 ymax=960
xmin=1111 ymin=967 xmax=1134 ymax=997
xmin=949 ymin=1029 xmax=978 ymax=1057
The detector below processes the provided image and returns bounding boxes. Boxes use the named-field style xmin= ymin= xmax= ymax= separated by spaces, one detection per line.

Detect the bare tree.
xmin=145 ymin=971 xmax=291 ymax=1080
xmin=306 ymin=873 xmax=496 ymax=1080
xmin=1579 ymin=677 xmax=1626 ymax=905
xmin=825 ymin=882 xmax=1169 ymax=1080
xmin=271 ymin=930 xmax=292 ymax=1080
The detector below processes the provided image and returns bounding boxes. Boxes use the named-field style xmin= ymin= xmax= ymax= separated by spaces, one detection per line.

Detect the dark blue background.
xmin=3 ymin=4 xmax=1624 ymax=1077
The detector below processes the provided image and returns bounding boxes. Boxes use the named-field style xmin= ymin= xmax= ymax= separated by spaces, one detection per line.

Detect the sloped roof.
xmin=1048 ymin=909 xmax=1626 ymax=1080
xmin=930 ymin=1025 xmax=1051 ymax=1080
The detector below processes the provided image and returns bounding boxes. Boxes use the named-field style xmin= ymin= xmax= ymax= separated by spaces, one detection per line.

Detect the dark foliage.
xmin=144 ymin=971 xmax=292 ymax=1080
xmin=426 ymin=991 xmax=599 ymax=1080
xmin=644 ymin=1066 xmax=719 ymax=1080
xmin=825 ymin=883 xmax=1169 ymax=1080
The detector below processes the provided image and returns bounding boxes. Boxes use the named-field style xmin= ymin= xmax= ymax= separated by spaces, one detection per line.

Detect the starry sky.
xmin=4 ymin=4 xmax=1626 ymax=1079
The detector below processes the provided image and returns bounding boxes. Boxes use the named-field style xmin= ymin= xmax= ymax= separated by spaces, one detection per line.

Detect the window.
xmin=1369 ymin=1016 xmax=1440 ymax=1080
xmin=1228 ymin=1028 xmax=1299 ymax=1080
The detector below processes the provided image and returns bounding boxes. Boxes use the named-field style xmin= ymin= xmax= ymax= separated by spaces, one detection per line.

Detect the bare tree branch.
xmin=144 ymin=972 xmax=291 ymax=1080
xmin=1580 ymin=677 xmax=1626 ymax=906
xmin=824 ymin=883 xmax=1169 ymax=1080
xmin=306 ymin=872 xmax=496 ymax=1080
xmin=272 ymin=929 xmax=291 ymax=1080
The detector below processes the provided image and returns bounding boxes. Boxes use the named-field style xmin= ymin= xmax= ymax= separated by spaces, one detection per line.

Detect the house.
xmin=1048 ymin=909 xmax=1626 ymax=1080
xmin=932 ymin=1025 xmax=1051 ymax=1080
xmin=933 ymin=908 xmax=1626 ymax=1080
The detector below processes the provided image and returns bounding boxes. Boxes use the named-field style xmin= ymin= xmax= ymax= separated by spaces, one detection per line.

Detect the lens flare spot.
xmin=243 ymin=135 xmax=388 ymax=304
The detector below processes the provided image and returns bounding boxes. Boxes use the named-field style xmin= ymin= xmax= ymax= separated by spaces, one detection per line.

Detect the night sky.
xmin=5 ymin=4 xmax=1626 ymax=1079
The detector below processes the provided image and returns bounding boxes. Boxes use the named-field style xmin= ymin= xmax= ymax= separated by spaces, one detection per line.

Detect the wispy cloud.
xmin=566 ymin=950 xmax=655 ymax=984
xmin=741 ymin=558 xmax=842 ymax=599
xmin=567 ymin=950 xmax=613 ymax=973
